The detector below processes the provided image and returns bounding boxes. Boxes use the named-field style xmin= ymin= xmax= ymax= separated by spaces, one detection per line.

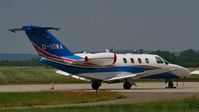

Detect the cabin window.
xmin=155 ymin=57 xmax=164 ymax=64
xmin=123 ymin=58 xmax=127 ymax=63
xmin=145 ymin=58 xmax=149 ymax=63
xmin=130 ymin=58 xmax=134 ymax=63
xmin=138 ymin=58 xmax=142 ymax=63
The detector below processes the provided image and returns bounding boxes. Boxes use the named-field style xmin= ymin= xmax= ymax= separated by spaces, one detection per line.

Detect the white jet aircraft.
xmin=9 ymin=26 xmax=199 ymax=89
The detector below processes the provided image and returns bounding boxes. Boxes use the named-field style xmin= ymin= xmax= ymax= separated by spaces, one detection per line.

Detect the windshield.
xmin=160 ymin=57 xmax=170 ymax=65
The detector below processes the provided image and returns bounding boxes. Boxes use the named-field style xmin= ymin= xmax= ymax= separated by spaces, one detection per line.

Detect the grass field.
xmin=0 ymin=67 xmax=85 ymax=84
xmin=0 ymin=96 xmax=198 ymax=112
xmin=0 ymin=91 xmax=124 ymax=107
xmin=0 ymin=66 xmax=198 ymax=85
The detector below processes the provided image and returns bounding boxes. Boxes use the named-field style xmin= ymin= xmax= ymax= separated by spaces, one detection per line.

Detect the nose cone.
xmin=168 ymin=64 xmax=190 ymax=78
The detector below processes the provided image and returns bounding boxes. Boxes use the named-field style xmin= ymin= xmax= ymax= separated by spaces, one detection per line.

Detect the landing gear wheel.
xmin=166 ymin=80 xmax=176 ymax=88
xmin=91 ymin=82 xmax=101 ymax=90
xmin=168 ymin=81 xmax=174 ymax=88
xmin=123 ymin=81 xmax=132 ymax=89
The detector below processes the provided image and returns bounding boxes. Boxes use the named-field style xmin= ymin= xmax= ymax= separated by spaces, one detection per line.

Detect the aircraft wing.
xmin=190 ymin=70 xmax=199 ymax=75
xmin=56 ymin=70 xmax=91 ymax=82
xmin=105 ymin=68 xmax=170 ymax=82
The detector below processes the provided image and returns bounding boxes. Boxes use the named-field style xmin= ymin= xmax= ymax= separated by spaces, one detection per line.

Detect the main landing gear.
xmin=123 ymin=80 xmax=132 ymax=89
xmin=166 ymin=80 xmax=176 ymax=88
xmin=91 ymin=82 xmax=101 ymax=90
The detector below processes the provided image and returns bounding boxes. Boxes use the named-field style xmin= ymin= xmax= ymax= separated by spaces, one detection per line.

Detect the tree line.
xmin=0 ymin=58 xmax=44 ymax=66
xmin=151 ymin=49 xmax=199 ymax=67
xmin=0 ymin=49 xmax=199 ymax=67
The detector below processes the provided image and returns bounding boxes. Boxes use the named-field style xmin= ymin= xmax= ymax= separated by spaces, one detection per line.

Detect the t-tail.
xmin=9 ymin=26 xmax=82 ymax=63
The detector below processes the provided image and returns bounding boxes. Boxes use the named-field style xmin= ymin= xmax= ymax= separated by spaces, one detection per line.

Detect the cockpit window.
xmin=155 ymin=57 xmax=164 ymax=64
xmin=160 ymin=57 xmax=170 ymax=65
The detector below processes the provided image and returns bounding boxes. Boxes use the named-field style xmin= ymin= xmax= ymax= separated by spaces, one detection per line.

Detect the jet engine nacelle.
xmin=84 ymin=52 xmax=117 ymax=66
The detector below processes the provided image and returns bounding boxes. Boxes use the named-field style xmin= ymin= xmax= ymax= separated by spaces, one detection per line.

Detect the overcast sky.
xmin=0 ymin=0 xmax=199 ymax=54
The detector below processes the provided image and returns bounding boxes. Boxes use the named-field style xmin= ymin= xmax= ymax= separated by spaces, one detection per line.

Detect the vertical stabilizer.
xmin=22 ymin=26 xmax=74 ymax=57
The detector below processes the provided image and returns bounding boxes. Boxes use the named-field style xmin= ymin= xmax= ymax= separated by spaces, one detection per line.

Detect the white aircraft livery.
xmin=9 ymin=26 xmax=199 ymax=89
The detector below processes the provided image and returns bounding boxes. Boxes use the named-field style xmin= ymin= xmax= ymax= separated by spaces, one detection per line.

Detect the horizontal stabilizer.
xmin=56 ymin=70 xmax=91 ymax=82
xmin=9 ymin=26 xmax=60 ymax=33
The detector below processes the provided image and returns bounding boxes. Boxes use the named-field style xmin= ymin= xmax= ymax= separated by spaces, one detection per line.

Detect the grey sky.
xmin=0 ymin=0 xmax=199 ymax=54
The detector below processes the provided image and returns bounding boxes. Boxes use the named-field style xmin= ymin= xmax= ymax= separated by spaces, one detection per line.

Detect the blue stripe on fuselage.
xmin=40 ymin=58 xmax=151 ymax=74
xmin=63 ymin=55 xmax=83 ymax=60
xmin=40 ymin=58 xmax=180 ymax=79
xmin=140 ymin=73 xmax=180 ymax=79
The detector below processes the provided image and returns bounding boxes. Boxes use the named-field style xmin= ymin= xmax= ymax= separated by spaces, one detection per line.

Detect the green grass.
xmin=0 ymin=66 xmax=85 ymax=84
xmin=0 ymin=67 xmax=198 ymax=85
xmin=0 ymin=96 xmax=198 ymax=112
xmin=0 ymin=91 xmax=124 ymax=107
xmin=188 ymin=67 xmax=199 ymax=71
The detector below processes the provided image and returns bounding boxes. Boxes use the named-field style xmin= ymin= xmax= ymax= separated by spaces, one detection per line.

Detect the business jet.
xmin=9 ymin=26 xmax=199 ymax=90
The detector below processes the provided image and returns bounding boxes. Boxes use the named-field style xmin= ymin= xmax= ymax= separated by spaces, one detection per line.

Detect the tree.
xmin=151 ymin=50 xmax=177 ymax=64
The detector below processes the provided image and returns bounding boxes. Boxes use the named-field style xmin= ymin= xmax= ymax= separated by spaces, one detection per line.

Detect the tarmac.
xmin=0 ymin=82 xmax=198 ymax=92
xmin=0 ymin=82 xmax=198 ymax=109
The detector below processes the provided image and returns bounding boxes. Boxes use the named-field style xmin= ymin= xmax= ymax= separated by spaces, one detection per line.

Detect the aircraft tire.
xmin=168 ymin=81 xmax=174 ymax=88
xmin=91 ymin=82 xmax=101 ymax=90
xmin=123 ymin=81 xmax=132 ymax=89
